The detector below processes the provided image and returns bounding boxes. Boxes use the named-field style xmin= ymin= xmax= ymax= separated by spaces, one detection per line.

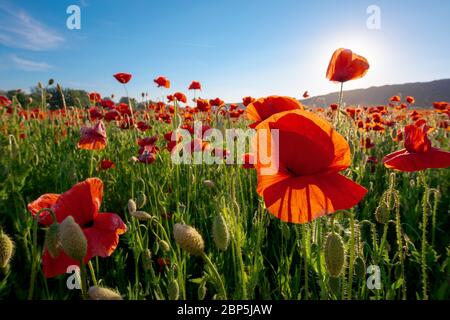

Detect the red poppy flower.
xmin=196 ymin=98 xmax=210 ymax=112
xmin=100 ymin=99 xmax=115 ymax=109
xmin=89 ymin=107 xmax=103 ymax=121
xmin=390 ymin=95 xmax=401 ymax=103
xmin=137 ymin=136 xmax=159 ymax=155
xmin=174 ymin=92 xmax=187 ymax=103
xmin=326 ymin=48 xmax=369 ymax=83
xmin=188 ymin=81 xmax=201 ymax=90
xmin=209 ymin=97 xmax=224 ymax=107
xmin=253 ymin=109 xmax=367 ymax=224
xmin=27 ymin=178 xmax=127 ymax=278
xmin=242 ymin=96 xmax=256 ymax=107
xmin=78 ymin=121 xmax=107 ymax=150
xmin=383 ymin=124 xmax=450 ymax=172
xmin=329 ymin=103 xmax=338 ymax=111
xmin=104 ymin=110 xmax=121 ymax=122
xmin=246 ymin=96 xmax=303 ymax=128
xmin=137 ymin=121 xmax=151 ymax=132
xmin=89 ymin=92 xmax=102 ymax=103
xmin=433 ymin=101 xmax=448 ymax=112
xmin=113 ymin=73 xmax=132 ymax=84
xmin=303 ymin=91 xmax=309 ymax=98
xmin=154 ymin=76 xmax=171 ymax=88
xmin=100 ymin=159 xmax=115 ymax=170
xmin=406 ymin=96 xmax=415 ymax=104
xmin=0 ymin=95 xmax=12 ymax=107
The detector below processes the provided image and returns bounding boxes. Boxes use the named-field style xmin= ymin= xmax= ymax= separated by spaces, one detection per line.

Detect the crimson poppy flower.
xmin=383 ymin=124 xmax=450 ymax=172
xmin=104 ymin=110 xmax=121 ymax=122
xmin=154 ymin=76 xmax=171 ymax=88
xmin=167 ymin=95 xmax=174 ymax=102
xmin=89 ymin=92 xmax=102 ymax=103
xmin=113 ymin=73 xmax=132 ymax=84
xmin=390 ymin=95 xmax=401 ymax=103
xmin=0 ymin=95 xmax=12 ymax=107
xmin=326 ymin=48 xmax=369 ymax=83
xmin=303 ymin=91 xmax=309 ymax=98
xmin=246 ymin=96 xmax=303 ymax=128
xmin=78 ymin=121 xmax=107 ymax=150
xmin=406 ymin=96 xmax=415 ymax=104
xmin=242 ymin=96 xmax=256 ymax=107
xmin=89 ymin=108 xmax=103 ymax=121
xmin=433 ymin=101 xmax=448 ymax=112
xmin=138 ymin=147 xmax=157 ymax=164
xmin=188 ymin=81 xmax=201 ymax=90
xmin=253 ymin=109 xmax=367 ymax=223
xmin=174 ymin=92 xmax=187 ymax=103
xmin=330 ymin=103 xmax=338 ymax=111
xmin=209 ymin=97 xmax=224 ymax=107
xmin=196 ymin=98 xmax=210 ymax=112
xmin=100 ymin=159 xmax=115 ymax=170
xmin=27 ymin=178 xmax=127 ymax=278
xmin=137 ymin=121 xmax=151 ymax=132
xmin=137 ymin=136 xmax=159 ymax=155
xmin=101 ymin=99 xmax=115 ymax=109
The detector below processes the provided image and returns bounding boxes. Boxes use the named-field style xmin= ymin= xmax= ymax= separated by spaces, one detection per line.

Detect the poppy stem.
xmin=201 ymin=252 xmax=227 ymax=299
xmin=419 ymin=171 xmax=429 ymax=300
xmin=88 ymin=261 xmax=98 ymax=286
xmin=80 ymin=261 xmax=88 ymax=299
xmin=337 ymin=82 xmax=344 ymax=127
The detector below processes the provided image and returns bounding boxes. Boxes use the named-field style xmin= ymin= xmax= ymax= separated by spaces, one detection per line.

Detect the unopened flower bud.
xmin=173 ymin=223 xmax=204 ymax=256
xmin=59 ymin=216 xmax=87 ymax=262
xmin=88 ymin=286 xmax=122 ymax=300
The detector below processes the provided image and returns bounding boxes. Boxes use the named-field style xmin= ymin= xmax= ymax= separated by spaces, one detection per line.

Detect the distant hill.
xmin=300 ymin=79 xmax=450 ymax=108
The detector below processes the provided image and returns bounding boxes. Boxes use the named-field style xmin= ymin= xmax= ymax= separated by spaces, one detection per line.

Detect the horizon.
xmin=1 ymin=0 xmax=450 ymax=102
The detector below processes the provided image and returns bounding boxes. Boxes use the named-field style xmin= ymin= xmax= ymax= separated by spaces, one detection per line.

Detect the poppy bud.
xmin=173 ymin=223 xmax=204 ymax=256
xmin=159 ymin=240 xmax=170 ymax=252
xmin=27 ymin=97 xmax=33 ymax=104
xmin=0 ymin=231 xmax=14 ymax=269
xmin=198 ymin=283 xmax=207 ymax=300
xmin=88 ymin=286 xmax=122 ymax=300
xmin=324 ymin=232 xmax=345 ymax=277
xmin=375 ymin=202 xmax=389 ymax=224
xmin=136 ymin=192 xmax=147 ymax=209
xmin=48 ymin=79 xmax=54 ymax=86
xmin=37 ymin=82 xmax=43 ymax=89
xmin=203 ymin=180 xmax=215 ymax=188
xmin=131 ymin=211 xmax=153 ymax=221
xmin=45 ymin=223 xmax=60 ymax=258
xmin=354 ymin=256 xmax=366 ymax=279
xmin=127 ymin=199 xmax=137 ymax=214
xmin=212 ymin=213 xmax=229 ymax=251
xmin=141 ymin=248 xmax=152 ymax=270
xmin=59 ymin=216 xmax=87 ymax=262
xmin=168 ymin=279 xmax=180 ymax=300
xmin=328 ymin=276 xmax=340 ymax=295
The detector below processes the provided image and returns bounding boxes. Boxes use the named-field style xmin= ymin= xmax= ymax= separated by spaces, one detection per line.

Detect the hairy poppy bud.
xmin=88 ymin=286 xmax=122 ymax=300
xmin=127 ymin=199 xmax=137 ymax=214
xmin=168 ymin=279 xmax=180 ymax=300
xmin=375 ymin=202 xmax=389 ymax=224
xmin=328 ymin=276 xmax=340 ymax=295
xmin=45 ymin=223 xmax=60 ymax=258
xmin=198 ymin=283 xmax=207 ymax=300
xmin=212 ymin=213 xmax=229 ymax=251
xmin=136 ymin=192 xmax=147 ymax=209
xmin=131 ymin=211 xmax=153 ymax=221
xmin=159 ymin=240 xmax=170 ymax=252
xmin=203 ymin=180 xmax=215 ymax=188
xmin=48 ymin=79 xmax=54 ymax=86
xmin=0 ymin=231 xmax=14 ymax=269
xmin=354 ymin=256 xmax=366 ymax=279
xmin=173 ymin=223 xmax=204 ymax=256
xmin=59 ymin=216 xmax=87 ymax=262
xmin=324 ymin=232 xmax=345 ymax=277
xmin=142 ymin=248 xmax=152 ymax=270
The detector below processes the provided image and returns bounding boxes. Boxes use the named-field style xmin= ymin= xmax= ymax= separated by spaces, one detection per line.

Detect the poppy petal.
xmin=42 ymin=248 xmax=80 ymax=278
xmin=261 ymin=172 xmax=367 ymax=224
xmin=83 ymin=213 xmax=127 ymax=260
xmin=383 ymin=148 xmax=450 ymax=172
xmin=246 ymin=96 xmax=302 ymax=125
xmin=51 ymin=178 xmax=103 ymax=226
xmin=27 ymin=194 xmax=60 ymax=226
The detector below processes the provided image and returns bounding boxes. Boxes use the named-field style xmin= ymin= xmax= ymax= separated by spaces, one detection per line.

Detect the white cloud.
xmin=11 ymin=55 xmax=52 ymax=71
xmin=0 ymin=1 xmax=64 ymax=51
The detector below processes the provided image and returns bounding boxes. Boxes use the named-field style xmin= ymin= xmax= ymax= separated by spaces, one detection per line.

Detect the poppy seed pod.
xmin=212 ymin=213 xmax=229 ymax=251
xmin=131 ymin=211 xmax=153 ymax=221
xmin=0 ymin=231 xmax=14 ymax=269
xmin=127 ymin=199 xmax=137 ymax=214
xmin=198 ymin=283 xmax=207 ymax=300
xmin=168 ymin=279 xmax=180 ymax=300
xmin=45 ymin=223 xmax=60 ymax=258
xmin=59 ymin=216 xmax=87 ymax=262
xmin=324 ymin=232 xmax=345 ymax=277
xmin=88 ymin=286 xmax=122 ymax=300
xmin=173 ymin=223 xmax=204 ymax=256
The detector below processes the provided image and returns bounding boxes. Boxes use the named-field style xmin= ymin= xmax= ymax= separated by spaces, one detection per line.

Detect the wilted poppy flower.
xmin=154 ymin=76 xmax=171 ymax=88
xmin=303 ymin=91 xmax=309 ymax=98
xmin=100 ymin=159 xmax=115 ymax=170
xmin=78 ymin=121 xmax=107 ymax=150
xmin=113 ymin=73 xmax=132 ymax=84
xmin=383 ymin=124 xmax=450 ymax=171
xmin=188 ymin=81 xmax=201 ymax=90
xmin=326 ymin=48 xmax=369 ymax=83
xmin=27 ymin=178 xmax=127 ymax=278
xmin=254 ymin=109 xmax=367 ymax=223
xmin=406 ymin=96 xmax=415 ymax=104
xmin=246 ymin=96 xmax=303 ymax=128
xmin=242 ymin=96 xmax=256 ymax=107
xmin=174 ymin=92 xmax=187 ymax=103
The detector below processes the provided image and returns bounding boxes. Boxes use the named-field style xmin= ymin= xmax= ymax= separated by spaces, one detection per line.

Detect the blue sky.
xmin=0 ymin=0 xmax=449 ymax=102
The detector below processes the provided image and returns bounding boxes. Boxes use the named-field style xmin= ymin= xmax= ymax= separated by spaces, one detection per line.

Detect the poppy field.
xmin=0 ymin=49 xmax=449 ymax=301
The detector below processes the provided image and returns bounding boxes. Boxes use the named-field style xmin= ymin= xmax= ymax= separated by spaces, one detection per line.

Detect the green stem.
xmin=88 ymin=261 xmax=98 ymax=286
xmin=202 ymin=252 xmax=227 ymax=299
